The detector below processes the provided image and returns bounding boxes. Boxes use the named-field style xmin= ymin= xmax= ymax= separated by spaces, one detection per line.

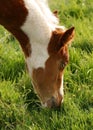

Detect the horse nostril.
xmin=47 ymin=97 xmax=61 ymax=109
xmin=51 ymin=97 xmax=57 ymax=108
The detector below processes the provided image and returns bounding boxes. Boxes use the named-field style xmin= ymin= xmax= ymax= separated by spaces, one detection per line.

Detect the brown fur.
xmin=0 ymin=0 xmax=31 ymax=57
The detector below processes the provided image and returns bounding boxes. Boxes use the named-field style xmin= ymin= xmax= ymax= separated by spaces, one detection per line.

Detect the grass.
xmin=0 ymin=0 xmax=93 ymax=129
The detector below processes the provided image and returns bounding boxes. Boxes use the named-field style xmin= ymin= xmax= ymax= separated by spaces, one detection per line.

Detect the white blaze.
xmin=59 ymin=75 xmax=64 ymax=102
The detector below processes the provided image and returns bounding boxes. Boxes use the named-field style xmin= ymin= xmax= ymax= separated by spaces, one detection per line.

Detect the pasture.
xmin=0 ymin=0 xmax=93 ymax=129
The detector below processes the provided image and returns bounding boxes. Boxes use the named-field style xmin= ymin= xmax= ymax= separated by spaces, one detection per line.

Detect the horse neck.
xmin=21 ymin=0 xmax=55 ymax=44
xmin=21 ymin=0 xmax=57 ymax=75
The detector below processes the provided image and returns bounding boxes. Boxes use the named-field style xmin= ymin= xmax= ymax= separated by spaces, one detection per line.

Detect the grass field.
xmin=0 ymin=0 xmax=93 ymax=130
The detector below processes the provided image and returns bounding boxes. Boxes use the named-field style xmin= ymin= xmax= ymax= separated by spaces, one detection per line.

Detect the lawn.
xmin=0 ymin=0 xmax=93 ymax=130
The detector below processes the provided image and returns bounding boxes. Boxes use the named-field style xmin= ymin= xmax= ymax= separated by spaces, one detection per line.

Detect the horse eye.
xmin=59 ymin=62 xmax=64 ymax=70
xmin=61 ymin=63 xmax=65 ymax=69
xmin=59 ymin=61 xmax=67 ymax=70
xmin=61 ymin=63 xmax=65 ymax=68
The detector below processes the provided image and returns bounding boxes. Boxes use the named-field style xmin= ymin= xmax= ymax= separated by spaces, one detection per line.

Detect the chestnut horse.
xmin=0 ymin=0 xmax=75 ymax=108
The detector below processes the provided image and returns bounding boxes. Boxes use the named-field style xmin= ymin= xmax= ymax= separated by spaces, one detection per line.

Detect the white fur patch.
xmin=59 ymin=75 xmax=64 ymax=102
xmin=56 ymin=25 xmax=66 ymax=32
xmin=21 ymin=0 xmax=55 ymax=74
xmin=35 ymin=0 xmax=59 ymax=26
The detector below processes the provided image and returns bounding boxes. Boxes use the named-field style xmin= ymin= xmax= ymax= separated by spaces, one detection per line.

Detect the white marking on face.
xmin=25 ymin=43 xmax=49 ymax=75
xmin=59 ymin=75 xmax=64 ymax=102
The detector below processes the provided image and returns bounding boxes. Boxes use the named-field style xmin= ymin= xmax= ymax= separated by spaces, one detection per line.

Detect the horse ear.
xmin=58 ymin=27 xmax=75 ymax=51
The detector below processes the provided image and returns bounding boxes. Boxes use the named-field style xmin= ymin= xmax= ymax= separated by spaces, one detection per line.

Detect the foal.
xmin=0 ymin=0 xmax=75 ymax=108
